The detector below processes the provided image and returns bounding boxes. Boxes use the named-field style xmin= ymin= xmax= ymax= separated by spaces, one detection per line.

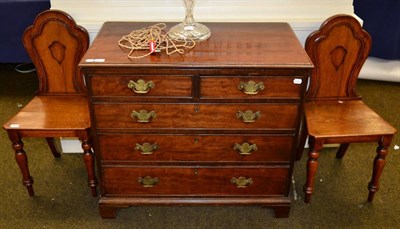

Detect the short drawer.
xmin=98 ymin=134 xmax=294 ymax=162
xmin=102 ymin=166 xmax=290 ymax=196
xmin=93 ymin=103 xmax=299 ymax=130
xmin=200 ymin=76 xmax=304 ymax=99
xmin=90 ymin=75 xmax=193 ymax=98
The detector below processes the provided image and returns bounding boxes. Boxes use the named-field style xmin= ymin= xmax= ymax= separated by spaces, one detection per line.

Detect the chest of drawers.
xmin=79 ymin=22 xmax=313 ymax=219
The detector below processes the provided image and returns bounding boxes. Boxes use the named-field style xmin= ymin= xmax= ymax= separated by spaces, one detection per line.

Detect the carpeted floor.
xmin=1 ymin=63 xmax=399 ymax=228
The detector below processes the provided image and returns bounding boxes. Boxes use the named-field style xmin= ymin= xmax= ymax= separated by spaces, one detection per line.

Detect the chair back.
xmin=305 ymin=14 xmax=372 ymax=101
xmin=23 ymin=10 xmax=89 ymax=95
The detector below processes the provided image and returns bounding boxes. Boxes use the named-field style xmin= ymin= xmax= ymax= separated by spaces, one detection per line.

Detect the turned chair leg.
xmin=46 ymin=137 xmax=62 ymax=158
xmin=367 ymin=136 xmax=392 ymax=202
xmin=304 ymin=137 xmax=324 ymax=203
xmin=80 ymin=138 xmax=98 ymax=197
xmin=10 ymin=135 xmax=35 ymax=196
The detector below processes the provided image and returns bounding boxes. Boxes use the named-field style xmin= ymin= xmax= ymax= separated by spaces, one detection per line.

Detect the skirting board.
xmin=60 ymin=137 xmax=83 ymax=153
xmin=359 ymin=57 xmax=400 ymax=82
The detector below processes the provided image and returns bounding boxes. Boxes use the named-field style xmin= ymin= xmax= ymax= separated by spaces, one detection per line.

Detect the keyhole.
xmin=194 ymin=137 xmax=199 ymax=144
xmin=194 ymin=105 xmax=199 ymax=113
xmin=194 ymin=169 xmax=198 ymax=176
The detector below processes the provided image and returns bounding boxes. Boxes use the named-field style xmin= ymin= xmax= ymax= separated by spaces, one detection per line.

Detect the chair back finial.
xmin=305 ymin=14 xmax=372 ymax=101
xmin=23 ymin=10 xmax=89 ymax=95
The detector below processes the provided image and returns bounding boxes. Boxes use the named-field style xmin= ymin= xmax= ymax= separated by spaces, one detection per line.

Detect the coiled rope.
xmin=118 ymin=23 xmax=196 ymax=59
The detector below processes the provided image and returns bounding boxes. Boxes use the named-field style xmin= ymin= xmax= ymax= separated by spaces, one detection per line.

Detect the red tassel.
xmin=149 ymin=40 xmax=156 ymax=53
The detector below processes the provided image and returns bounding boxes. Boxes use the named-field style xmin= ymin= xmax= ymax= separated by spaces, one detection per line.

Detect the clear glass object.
xmin=168 ymin=0 xmax=211 ymax=42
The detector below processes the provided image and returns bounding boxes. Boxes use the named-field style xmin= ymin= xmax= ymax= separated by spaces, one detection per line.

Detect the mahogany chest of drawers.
xmin=79 ymin=22 xmax=313 ymax=219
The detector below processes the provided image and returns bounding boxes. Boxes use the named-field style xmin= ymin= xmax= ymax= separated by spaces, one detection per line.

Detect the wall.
xmin=50 ymin=0 xmax=356 ymax=45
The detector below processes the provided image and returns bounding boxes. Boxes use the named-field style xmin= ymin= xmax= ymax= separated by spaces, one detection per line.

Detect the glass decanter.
xmin=168 ymin=0 xmax=211 ymax=41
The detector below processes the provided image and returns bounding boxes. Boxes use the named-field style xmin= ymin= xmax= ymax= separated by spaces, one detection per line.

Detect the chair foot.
xmin=89 ymin=180 xmax=98 ymax=197
xmin=22 ymin=176 xmax=35 ymax=196
xmin=367 ymin=136 xmax=392 ymax=202
xmin=367 ymin=190 xmax=376 ymax=202
xmin=303 ymin=184 xmax=312 ymax=203
xmin=367 ymin=181 xmax=379 ymax=202
xmin=303 ymin=137 xmax=323 ymax=204
xmin=10 ymin=135 xmax=35 ymax=196
xmin=81 ymin=138 xmax=98 ymax=197
xmin=304 ymin=194 xmax=311 ymax=203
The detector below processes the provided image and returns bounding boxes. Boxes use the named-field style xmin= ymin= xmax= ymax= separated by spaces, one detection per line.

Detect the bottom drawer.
xmin=102 ymin=166 xmax=290 ymax=196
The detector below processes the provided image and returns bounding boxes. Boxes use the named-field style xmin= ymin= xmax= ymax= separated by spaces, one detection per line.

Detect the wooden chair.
xmin=296 ymin=14 xmax=397 ymax=203
xmin=2 ymin=10 xmax=97 ymax=197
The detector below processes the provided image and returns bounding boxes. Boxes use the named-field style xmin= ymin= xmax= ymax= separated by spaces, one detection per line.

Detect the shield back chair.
xmin=296 ymin=14 xmax=397 ymax=203
xmin=2 ymin=10 xmax=97 ymax=197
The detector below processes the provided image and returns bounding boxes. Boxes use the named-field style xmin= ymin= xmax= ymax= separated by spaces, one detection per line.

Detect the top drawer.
xmin=89 ymin=75 xmax=193 ymax=98
xmin=200 ymin=76 xmax=304 ymax=99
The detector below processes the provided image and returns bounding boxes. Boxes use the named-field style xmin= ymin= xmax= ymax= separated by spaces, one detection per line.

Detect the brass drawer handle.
xmin=127 ymin=79 xmax=155 ymax=94
xmin=135 ymin=143 xmax=159 ymax=155
xmin=131 ymin=110 xmax=157 ymax=123
xmin=236 ymin=110 xmax=261 ymax=123
xmin=233 ymin=143 xmax=257 ymax=155
xmin=231 ymin=177 xmax=253 ymax=188
xmin=238 ymin=81 xmax=265 ymax=95
xmin=137 ymin=176 xmax=159 ymax=187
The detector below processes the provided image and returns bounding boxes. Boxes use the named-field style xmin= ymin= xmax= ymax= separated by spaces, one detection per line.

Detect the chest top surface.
xmin=79 ymin=22 xmax=313 ymax=69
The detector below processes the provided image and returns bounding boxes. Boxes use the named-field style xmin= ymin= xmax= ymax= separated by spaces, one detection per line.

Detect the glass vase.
xmin=168 ymin=0 xmax=211 ymax=41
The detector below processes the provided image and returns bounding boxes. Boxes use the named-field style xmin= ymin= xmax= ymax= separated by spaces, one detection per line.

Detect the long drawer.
xmin=93 ymin=103 xmax=299 ymax=130
xmin=98 ymin=134 xmax=294 ymax=162
xmin=102 ymin=166 xmax=290 ymax=196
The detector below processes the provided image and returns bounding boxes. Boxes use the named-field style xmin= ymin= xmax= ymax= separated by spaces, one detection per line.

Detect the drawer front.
xmin=94 ymin=103 xmax=299 ymax=130
xmin=98 ymin=134 xmax=294 ymax=162
xmin=200 ymin=76 xmax=303 ymax=99
xmin=90 ymin=75 xmax=193 ymax=97
xmin=102 ymin=166 xmax=289 ymax=196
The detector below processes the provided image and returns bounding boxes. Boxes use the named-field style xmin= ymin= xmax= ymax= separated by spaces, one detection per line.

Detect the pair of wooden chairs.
xmin=3 ymin=10 xmax=97 ymax=197
xmin=3 ymin=10 xmax=397 ymax=204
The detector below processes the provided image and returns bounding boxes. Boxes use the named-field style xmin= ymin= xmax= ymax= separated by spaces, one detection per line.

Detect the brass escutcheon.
xmin=233 ymin=143 xmax=257 ymax=155
xmin=236 ymin=110 xmax=261 ymax=122
xmin=127 ymin=79 xmax=155 ymax=94
xmin=135 ymin=143 xmax=159 ymax=155
xmin=131 ymin=110 xmax=157 ymax=123
xmin=231 ymin=177 xmax=253 ymax=188
xmin=238 ymin=81 xmax=265 ymax=95
xmin=137 ymin=176 xmax=159 ymax=187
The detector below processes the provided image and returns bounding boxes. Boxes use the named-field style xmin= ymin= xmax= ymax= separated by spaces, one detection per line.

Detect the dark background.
xmin=354 ymin=0 xmax=400 ymax=60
